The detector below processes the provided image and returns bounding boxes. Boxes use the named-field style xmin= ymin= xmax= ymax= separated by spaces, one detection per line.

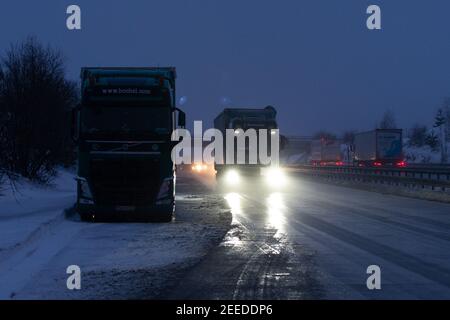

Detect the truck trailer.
xmin=353 ymin=129 xmax=405 ymax=167
xmin=72 ymin=67 xmax=185 ymax=222
xmin=310 ymin=139 xmax=345 ymax=166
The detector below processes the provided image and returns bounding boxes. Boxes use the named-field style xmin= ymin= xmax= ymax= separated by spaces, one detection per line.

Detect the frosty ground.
xmin=2 ymin=166 xmax=450 ymax=300
xmin=0 ymin=169 xmax=231 ymax=299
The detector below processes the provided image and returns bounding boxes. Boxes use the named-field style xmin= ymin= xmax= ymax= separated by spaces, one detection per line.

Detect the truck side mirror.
xmin=177 ymin=109 xmax=186 ymax=128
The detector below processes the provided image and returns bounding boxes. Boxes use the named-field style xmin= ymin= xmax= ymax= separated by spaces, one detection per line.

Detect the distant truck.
xmin=354 ymin=129 xmax=405 ymax=167
xmin=72 ymin=67 xmax=185 ymax=222
xmin=213 ymin=106 xmax=279 ymax=177
xmin=310 ymin=139 xmax=345 ymax=166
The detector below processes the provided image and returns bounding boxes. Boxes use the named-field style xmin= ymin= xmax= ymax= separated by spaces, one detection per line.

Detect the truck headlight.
xmin=225 ymin=170 xmax=240 ymax=185
xmin=264 ymin=168 xmax=286 ymax=187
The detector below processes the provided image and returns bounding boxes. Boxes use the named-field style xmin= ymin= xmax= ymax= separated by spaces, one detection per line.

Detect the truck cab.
xmin=72 ymin=67 xmax=185 ymax=222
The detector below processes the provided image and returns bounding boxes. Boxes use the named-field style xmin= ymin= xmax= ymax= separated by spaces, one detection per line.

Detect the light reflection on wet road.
xmin=166 ymin=172 xmax=450 ymax=299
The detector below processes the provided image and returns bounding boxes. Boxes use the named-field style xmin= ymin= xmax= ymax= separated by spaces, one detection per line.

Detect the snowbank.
xmin=0 ymin=168 xmax=76 ymax=251
xmin=0 ymin=171 xmax=231 ymax=299
xmin=404 ymin=145 xmax=441 ymax=164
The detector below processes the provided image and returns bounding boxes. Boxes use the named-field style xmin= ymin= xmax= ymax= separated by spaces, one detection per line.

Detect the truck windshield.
xmin=81 ymin=106 xmax=171 ymax=138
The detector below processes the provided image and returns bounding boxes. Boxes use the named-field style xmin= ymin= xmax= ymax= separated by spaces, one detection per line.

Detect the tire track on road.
xmin=290 ymin=212 xmax=450 ymax=289
xmin=294 ymin=198 xmax=450 ymax=243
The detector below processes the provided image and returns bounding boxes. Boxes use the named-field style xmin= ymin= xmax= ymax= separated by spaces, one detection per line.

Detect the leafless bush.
xmin=0 ymin=36 xmax=78 ymax=183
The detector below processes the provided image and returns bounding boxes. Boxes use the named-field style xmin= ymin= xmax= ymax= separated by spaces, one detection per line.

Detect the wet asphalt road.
xmin=165 ymin=172 xmax=450 ymax=299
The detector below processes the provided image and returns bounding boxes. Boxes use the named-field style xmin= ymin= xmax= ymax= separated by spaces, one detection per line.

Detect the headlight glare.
xmin=264 ymin=168 xmax=286 ymax=187
xmin=225 ymin=169 xmax=240 ymax=185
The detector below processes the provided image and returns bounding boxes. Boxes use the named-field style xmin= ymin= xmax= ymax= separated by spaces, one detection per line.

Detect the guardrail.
xmin=286 ymin=165 xmax=450 ymax=193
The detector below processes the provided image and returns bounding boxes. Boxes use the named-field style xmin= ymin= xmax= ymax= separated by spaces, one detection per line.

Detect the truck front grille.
xmin=89 ymin=158 xmax=160 ymax=206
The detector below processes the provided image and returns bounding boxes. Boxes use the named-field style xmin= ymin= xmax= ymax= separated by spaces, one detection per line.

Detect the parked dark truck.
xmin=72 ymin=67 xmax=185 ymax=222
xmin=354 ymin=129 xmax=405 ymax=167
xmin=213 ymin=106 xmax=281 ymax=179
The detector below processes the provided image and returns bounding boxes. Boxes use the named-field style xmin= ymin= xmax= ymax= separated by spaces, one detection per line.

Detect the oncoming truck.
xmin=72 ymin=67 xmax=185 ymax=222
xmin=354 ymin=129 xmax=405 ymax=167
xmin=213 ymin=106 xmax=285 ymax=185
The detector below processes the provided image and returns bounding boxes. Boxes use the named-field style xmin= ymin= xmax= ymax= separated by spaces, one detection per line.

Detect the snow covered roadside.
xmin=404 ymin=145 xmax=442 ymax=164
xmin=0 ymin=170 xmax=231 ymax=299
xmin=0 ymin=169 xmax=75 ymax=254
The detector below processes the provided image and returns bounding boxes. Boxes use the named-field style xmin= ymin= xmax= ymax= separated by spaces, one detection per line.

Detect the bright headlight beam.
xmin=266 ymin=192 xmax=286 ymax=232
xmin=225 ymin=192 xmax=241 ymax=211
xmin=225 ymin=169 xmax=240 ymax=185
xmin=264 ymin=168 xmax=286 ymax=187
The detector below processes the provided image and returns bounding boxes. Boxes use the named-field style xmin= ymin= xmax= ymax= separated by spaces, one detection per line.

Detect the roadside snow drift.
xmin=0 ymin=170 xmax=231 ymax=299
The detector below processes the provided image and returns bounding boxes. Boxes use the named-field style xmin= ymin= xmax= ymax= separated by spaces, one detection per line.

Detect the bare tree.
xmin=443 ymin=97 xmax=450 ymax=148
xmin=0 ymin=36 xmax=78 ymax=183
xmin=377 ymin=110 xmax=397 ymax=129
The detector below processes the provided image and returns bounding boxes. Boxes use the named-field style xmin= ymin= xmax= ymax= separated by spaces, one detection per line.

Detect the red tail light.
xmin=396 ymin=161 xmax=406 ymax=167
xmin=373 ymin=162 xmax=382 ymax=167
xmin=335 ymin=161 xmax=344 ymax=166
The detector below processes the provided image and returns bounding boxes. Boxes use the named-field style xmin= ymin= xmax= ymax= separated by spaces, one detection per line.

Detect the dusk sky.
xmin=1 ymin=0 xmax=450 ymax=135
